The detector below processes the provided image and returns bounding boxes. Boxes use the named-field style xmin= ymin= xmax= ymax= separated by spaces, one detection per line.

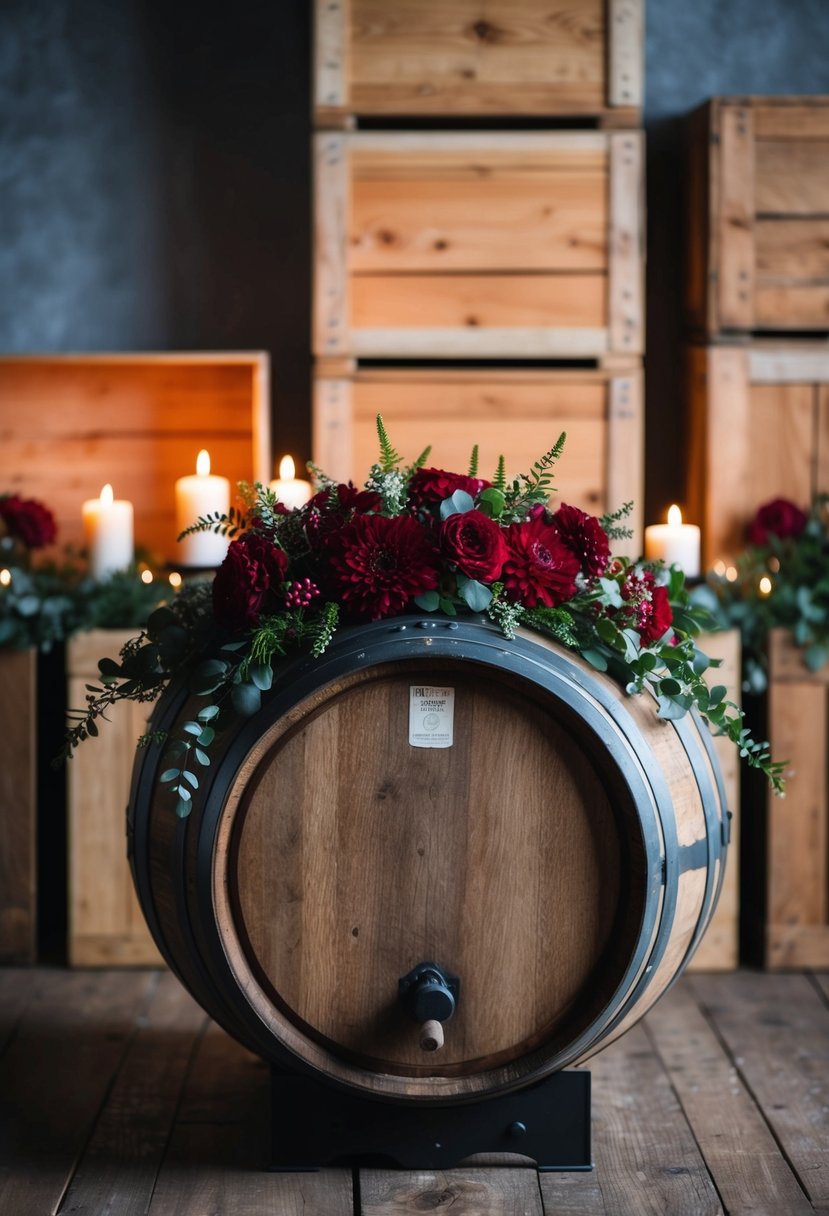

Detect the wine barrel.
xmin=128 ymin=615 xmax=728 ymax=1104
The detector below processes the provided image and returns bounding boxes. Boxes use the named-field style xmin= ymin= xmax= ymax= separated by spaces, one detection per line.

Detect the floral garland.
xmin=695 ymin=494 xmax=829 ymax=694
xmin=60 ymin=419 xmax=786 ymax=808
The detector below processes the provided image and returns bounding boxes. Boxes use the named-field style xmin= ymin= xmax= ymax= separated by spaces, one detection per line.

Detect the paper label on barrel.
xmin=409 ymin=686 xmax=455 ymax=748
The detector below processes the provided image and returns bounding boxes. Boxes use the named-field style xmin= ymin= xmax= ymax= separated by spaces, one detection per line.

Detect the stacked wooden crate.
xmin=0 ymin=353 xmax=270 ymax=964
xmin=684 ymin=96 xmax=829 ymax=968
xmin=312 ymin=0 xmax=646 ymax=548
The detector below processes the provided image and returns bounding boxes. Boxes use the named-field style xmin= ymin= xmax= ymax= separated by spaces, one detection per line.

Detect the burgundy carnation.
xmin=212 ymin=532 xmax=288 ymax=633
xmin=408 ymin=467 xmax=490 ymax=511
xmin=747 ymin=498 xmax=808 ymax=546
xmin=327 ymin=514 xmax=439 ymax=621
xmin=553 ymin=503 xmax=610 ymax=577
xmin=501 ymin=518 xmax=580 ymax=608
xmin=440 ymin=509 xmax=507 ymax=582
xmin=0 ymin=494 xmax=57 ymax=549
xmin=620 ymin=568 xmax=673 ymax=645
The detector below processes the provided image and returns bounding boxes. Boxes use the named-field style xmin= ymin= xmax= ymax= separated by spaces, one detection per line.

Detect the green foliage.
xmin=501 ymin=432 xmax=567 ymax=522
xmin=492 ymin=455 xmax=507 ymax=493
xmin=599 ymin=501 xmax=635 ymax=542
xmin=176 ymin=505 xmax=245 ymax=542
xmin=468 ymin=444 xmax=479 ymax=478
xmin=375 ymin=414 xmax=401 ymax=473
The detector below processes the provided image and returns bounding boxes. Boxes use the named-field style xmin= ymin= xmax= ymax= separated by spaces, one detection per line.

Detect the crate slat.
xmin=313 ymin=131 xmax=643 ymax=360
xmin=314 ymin=0 xmax=643 ymax=123
xmin=0 ymin=649 xmax=37 ymax=963
xmin=686 ymin=96 xmax=829 ymax=337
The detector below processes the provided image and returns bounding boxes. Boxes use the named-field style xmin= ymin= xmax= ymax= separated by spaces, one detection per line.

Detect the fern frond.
xmin=468 ymin=444 xmax=479 ymax=477
xmin=376 ymin=415 xmax=401 ymax=473
xmin=492 ymin=455 xmax=507 ymax=492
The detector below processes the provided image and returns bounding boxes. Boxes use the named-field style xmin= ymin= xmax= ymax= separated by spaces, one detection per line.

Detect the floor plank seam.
xmin=641 ymin=1017 xmax=728 ymax=1216
xmin=807 ymin=971 xmax=829 ymax=1013
xmin=686 ymin=975 xmax=818 ymax=1212
xmin=142 ymin=1011 xmax=212 ymax=1214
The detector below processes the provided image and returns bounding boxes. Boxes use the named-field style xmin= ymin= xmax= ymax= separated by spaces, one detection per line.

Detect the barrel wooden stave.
xmin=129 ymin=617 xmax=728 ymax=1102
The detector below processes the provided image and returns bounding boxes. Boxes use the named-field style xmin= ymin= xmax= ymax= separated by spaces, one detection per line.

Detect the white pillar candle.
xmin=175 ymin=449 xmax=231 ymax=567
xmin=82 ymin=484 xmax=134 ymax=580
xmin=644 ymin=504 xmax=701 ymax=578
xmin=269 ymin=455 xmax=313 ymax=510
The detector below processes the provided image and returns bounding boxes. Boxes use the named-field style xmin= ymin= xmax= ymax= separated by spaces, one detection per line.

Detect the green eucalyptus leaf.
xmin=249 ymin=662 xmax=273 ymax=691
xmin=414 ymin=590 xmax=440 ymax=612
xmin=159 ymin=767 xmax=180 ymax=783
xmin=458 ymin=579 xmax=492 ymax=612
xmin=175 ymin=797 xmax=192 ymax=819
xmin=232 ymin=682 xmax=261 ymax=716
xmin=439 ymin=489 xmax=475 ymax=520
xmin=197 ymin=705 xmax=220 ymax=722
xmin=581 ymin=647 xmax=608 ymax=672
xmin=190 ymin=658 xmax=229 ymax=695
xmin=197 ymin=726 xmax=215 ymax=747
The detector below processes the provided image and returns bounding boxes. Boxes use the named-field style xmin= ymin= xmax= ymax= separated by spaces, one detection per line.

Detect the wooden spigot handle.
xmin=419 ymin=1019 xmax=444 ymax=1052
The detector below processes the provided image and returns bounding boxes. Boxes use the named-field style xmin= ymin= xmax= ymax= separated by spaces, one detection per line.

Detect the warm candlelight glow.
xmin=269 ymin=454 xmax=313 ymax=509
xmin=279 ymin=454 xmax=296 ymax=481
xmin=82 ymin=483 xmax=134 ymax=579
xmin=769 ymin=556 xmax=780 ymax=573
xmin=643 ymin=503 xmax=701 ymax=578
xmin=713 ymin=560 xmax=726 ymax=576
xmin=196 ymin=449 xmax=211 ymax=477
xmin=759 ymin=575 xmax=773 ymax=596
xmin=175 ymin=451 xmax=230 ymax=567
xmin=169 ymin=571 xmax=182 ymax=588
xmin=0 ymin=569 xmax=10 ymax=587
xmin=726 ymin=566 xmax=738 ymax=582
xmin=141 ymin=569 xmax=153 ymax=584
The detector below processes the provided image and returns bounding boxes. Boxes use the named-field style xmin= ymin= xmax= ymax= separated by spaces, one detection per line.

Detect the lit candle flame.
xmin=278 ymin=455 xmax=296 ymax=481
xmin=100 ymin=483 xmax=114 ymax=507
xmin=141 ymin=569 xmax=153 ymax=584
xmin=169 ymin=571 xmax=182 ymax=588
xmin=667 ymin=504 xmax=682 ymax=527
xmin=196 ymin=449 xmax=211 ymax=477
xmin=0 ymin=569 xmax=11 ymax=587
xmin=759 ymin=575 xmax=772 ymax=596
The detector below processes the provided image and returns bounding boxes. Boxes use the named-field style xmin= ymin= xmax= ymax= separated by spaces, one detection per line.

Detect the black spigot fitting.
xmin=398 ymin=961 xmax=460 ymax=1023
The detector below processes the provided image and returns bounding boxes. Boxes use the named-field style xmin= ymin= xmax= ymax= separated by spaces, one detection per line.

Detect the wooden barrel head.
xmin=222 ymin=664 xmax=643 ymax=1081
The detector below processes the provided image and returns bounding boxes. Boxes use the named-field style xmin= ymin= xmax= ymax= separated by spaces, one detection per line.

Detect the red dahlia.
xmin=304 ymin=482 xmax=383 ymax=546
xmin=501 ymin=518 xmax=580 ymax=608
xmin=327 ymin=514 xmax=438 ymax=621
xmin=747 ymin=497 xmax=808 ymax=545
xmin=552 ymin=503 xmax=610 ymax=577
xmin=408 ymin=467 xmax=490 ymax=511
xmin=0 ymin=494 xmax=57 ymax=549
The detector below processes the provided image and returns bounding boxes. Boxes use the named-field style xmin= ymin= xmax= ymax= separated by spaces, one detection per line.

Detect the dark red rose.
xmin=0 ymin=494 xmax=57 ymax=549
xmin=552 ymin=503 xmax=610 ymax=577
xmin=619 ymin=568 xmax=673 ymax=645
xmin=440 ymin=509 xmax=507 ymax=582
xmin=327 ymin=514 xmax=439 ymax=620
xmin=408 ymin=467 xmax=490 ymax=511
xmin=747 ymin=498 xmax=808 ymax=546
xmin=501 ymin=518 xmax=580 ymax=608
xmin=212 ymin=532 xmax=288 ymax=633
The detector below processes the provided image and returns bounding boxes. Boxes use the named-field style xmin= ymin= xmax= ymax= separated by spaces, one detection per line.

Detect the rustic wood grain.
xmin=646 ymin=983 xmax=813 ymax=1215
xmin=67 ymin=629 xmax=164 ymax=967
xmin=0 ymin=355 xmax=270 ymax=560
xmin=360 ymin=1167 xmax=544 ymax=1214
xmin=582 ymin=1023 xmax=723 ymax=1215
xmin=322 ymin=0 xmax=642 ymax=120
xmin=608 ymin=131 xmax=644 ymax=355
xmin=148 ymin=1021 xmax=353 ymax=1216
xmin=717 ymin=102 xmax=755 ymax=330
xmin=0 ymin=649 xmax=37 ymax=963
xmin=693 ymin=971 xmax=829 ymax=1207
xmin=312 ymin=363 xmax=644 ymax=553
xmin=58 ymin=973 xmax=207 ymax=1216
xmin=0 ymin=968 xmax=156 ymax=1216
xmin=0 ymin=967 xmax=35 ymax=1056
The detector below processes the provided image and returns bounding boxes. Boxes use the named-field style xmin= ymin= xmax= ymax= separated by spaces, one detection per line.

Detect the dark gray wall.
xmin=2 ymin=1 xmax=829 ymax=509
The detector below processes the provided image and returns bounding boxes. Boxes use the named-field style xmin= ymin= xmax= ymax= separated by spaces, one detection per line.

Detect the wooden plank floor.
xmin=0 ymin=969 xmax=827 ymax=1215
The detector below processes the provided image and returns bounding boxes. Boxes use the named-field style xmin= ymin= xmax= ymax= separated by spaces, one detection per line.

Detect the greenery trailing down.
xmin=521 ymin=560 xmax=787 ymax=797
xmin=59 ymin=417 xmax=788 ymax=814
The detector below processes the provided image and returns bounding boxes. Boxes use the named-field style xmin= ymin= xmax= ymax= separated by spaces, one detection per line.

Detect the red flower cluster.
xmin=747 ymin=498 xmax=808 ymax=546
xmin=327 ymin=514 xmax=439 ymax=620
xmin=409 ymin=467 xmax=490 ymax=510
xmin=501 ymin=516 xmax=580 ymax=608
xmin=0 ymin=494 xmax=57 ymax=549
xmin=619 ymin=568 xmax=673 ymax=646
xmin=212 ymin=532 xmax=288 ymax=633
xmin=440 ymin=510 xmax=506 ymax=582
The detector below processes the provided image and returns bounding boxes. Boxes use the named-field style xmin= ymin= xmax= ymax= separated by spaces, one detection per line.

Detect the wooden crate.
xmin=67 ymin=630 xmax=163 ymax=967
xmin=686 ymin=629 xmax=741 ymax=972
xmin=0 ymin=649 xmax=37 ymax=963
xmin=0 ymin=354 xmax=270 ymax=564
xmin=313 ymin=359 xmax=644 ymax=550
xmin=753 ymin=630 xmax=829 ymax=969
xmin=685 ymin=341 xmax=829 ymax=568
xmin=314 ymin=0 xmax=644 ymax=125
xmin=314 ymin=130 xmax=644 ymax=360
xmin=686 ymin=97 xmax=829 ymax=338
